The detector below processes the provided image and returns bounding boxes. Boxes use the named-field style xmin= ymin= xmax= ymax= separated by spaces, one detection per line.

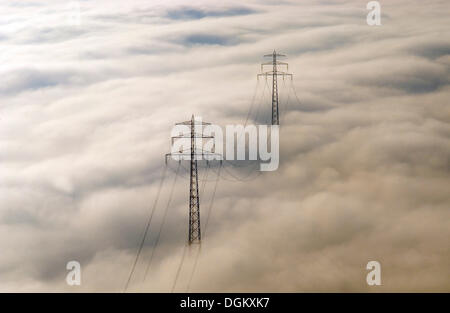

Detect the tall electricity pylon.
xmin=258 ymin=50 xmax=293 ymax=125
xmin=166 ymin=115 xmax=221 ymax=245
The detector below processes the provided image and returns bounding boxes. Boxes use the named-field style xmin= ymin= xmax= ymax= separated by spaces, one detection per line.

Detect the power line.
xmin=199 ymin=162 xmax=210 ymax=199
xmin=254 ymin=77 xmax=270 ymax=125
xmin=289 ymin=79 xmax=302 ymax=108
xmin=279 ymin=76 xmax=291 ymax=126
xmin=123 ymin=165 xmax=168 ymax=293
xmin=171 ymin=243 xmax=188 ymax=293
xmin=243 ymin=79 xmax=261 ymax=128
xmin=127 ymin=51 xmax=298 ymax=292
xmin=142 ymin=163 xmax=181 ymax=283
xmin=202 ymin=164 xmax=221 ymax=239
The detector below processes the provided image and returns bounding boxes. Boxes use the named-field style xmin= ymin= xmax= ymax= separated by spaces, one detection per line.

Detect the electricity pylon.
xmin=166 ymin=115 xmax=221 ymax=245
xmin=258 ymin=50 xmax=293 ymax=125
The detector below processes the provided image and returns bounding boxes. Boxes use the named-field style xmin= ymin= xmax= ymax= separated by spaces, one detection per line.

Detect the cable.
xmin=202 ymin=164 xmax=221 ymax=238
xmin=186 ymin=245 xmax=201 ymax=293
xmin=243 ymin=79 xmax=261 ymax=128
xmin=123 ymin=165 xmax=167 ymax=293
xmin=220 ymin=157 xmax=262 ymax=181
xmin=167 ymin=158 xmax=223 ymax=184
xmin=166 ymin=79 xmax=267 ymax=184
xmin=199 ymin=162 xmax=210 ymax=199
xmin=279 ymin=77 xmax=291 ymax=126
xmin=142 ymin=163 xmax=180 ymax=283
xmin=290 ymin=79 xmax=302 ymax=108
xmin=254 ymin=77 xmax=269 ymax=125
xmin=171 ymin=243 xmax=188 ymax=293
xmin=217 ymin=79 xmax=267 ymax=182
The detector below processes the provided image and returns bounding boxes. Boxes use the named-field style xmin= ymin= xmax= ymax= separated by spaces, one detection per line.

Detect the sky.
xmin=0 ymin=0 xmax=449 ymax=292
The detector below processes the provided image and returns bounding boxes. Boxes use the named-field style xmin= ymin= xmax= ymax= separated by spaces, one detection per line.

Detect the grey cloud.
xmin=406 ymin=40 xmax=450 ymax=60
xmin=165 ymin=6 xmax=257 ymax=20
xmin=350 ymin=58 xmax=450 ymax=94
xmin=0 ymin=0 xmax=449 ymax=292
xmin=91 ymin=5 xmax=257 ymax=25
xmin=0 ymin=68 xmax=105 ymax=95
xmin=175 ymin=34 xmax=241 ymax=47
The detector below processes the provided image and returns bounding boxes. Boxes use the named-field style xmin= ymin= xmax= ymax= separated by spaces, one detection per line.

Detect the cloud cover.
xmin=0 ymin=0 xmax=449 ymax=291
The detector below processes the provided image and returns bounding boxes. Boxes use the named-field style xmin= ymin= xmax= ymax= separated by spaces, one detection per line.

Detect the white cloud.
xmin=0 ymin=0 xmax=449 ymax=292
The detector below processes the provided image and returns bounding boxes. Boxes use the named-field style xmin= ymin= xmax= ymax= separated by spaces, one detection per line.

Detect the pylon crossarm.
xmin=176 ymin=121 xmax=211 ymax=126
xmin=261 ymin=62 xmax=272 ymax=71
xmin=166 ymin=153 xmax=222 ymax=160
xmin=276 ymin=62 xmax=289 ymax=70
xmin=172 ymin=134 xmax=214 ymax=139
xmin=258 ymin=72 xmax=292 ymax=76
xmin=171 ymin=136 xmax=214 ymax=146
xmin=264 ymin=53 xmax=286 ymax=57
xmin=261 ymin=61 xmax=288 ymax=69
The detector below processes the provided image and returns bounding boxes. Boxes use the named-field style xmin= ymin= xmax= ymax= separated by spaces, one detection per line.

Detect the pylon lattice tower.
xmin=166 ymin=115 xmax=221 ymax=244
xmin=258 ymin=50 xmax=293 ymax=125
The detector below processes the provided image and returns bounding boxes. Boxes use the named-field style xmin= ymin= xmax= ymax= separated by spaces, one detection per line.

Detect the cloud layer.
xmin=0 ymin=0 xmax=449 ymax=292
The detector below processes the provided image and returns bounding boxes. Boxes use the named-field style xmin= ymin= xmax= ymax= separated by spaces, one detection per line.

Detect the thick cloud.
xmin=0 ymin=0 xmax=449 ymax=292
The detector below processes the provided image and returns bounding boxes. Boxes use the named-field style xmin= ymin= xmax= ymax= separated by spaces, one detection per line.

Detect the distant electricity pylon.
xmin=166 ymin=115 xmax=221 ymax=245
xmin=258 ymin=50 xmax=293 ymax=125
